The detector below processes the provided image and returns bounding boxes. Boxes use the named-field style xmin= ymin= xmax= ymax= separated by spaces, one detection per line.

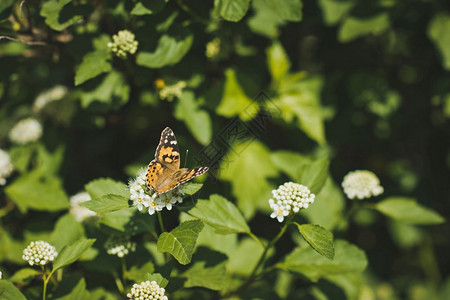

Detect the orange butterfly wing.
xmin=146 ymin=127 xmax=208 ymax=195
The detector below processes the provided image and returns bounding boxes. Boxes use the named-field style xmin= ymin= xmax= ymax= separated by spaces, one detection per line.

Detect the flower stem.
xmin=42 ymin=268 xmax=55 ymax=300
xmin=42 ymin=276 xmax=48 ymax=300
xmin=114 ymin=272 xmax=125 ymax=295
xmin=56 ymin=269 xmax=62 ymax=282
xmin=156 ymin=211 xmax=170 ymax=262
xmin=175 ymin=0 xmax=211 ymax=25
xmin=251 ymin=217 xmax=291 ymax=276
xmin=0 ymin=202 xmax=14 ymax=218
xmin=231 ymin=216 xmax=293 ymax=295
xmin=121 ymin=257 xmax=127 ymax=281
xmin=338 ymin=201 xmax=361 ymax=230
xmin=248 ymin=232 xmax=266 ymax=248
xmin=157 ymin=211 xmax=166 ymax=233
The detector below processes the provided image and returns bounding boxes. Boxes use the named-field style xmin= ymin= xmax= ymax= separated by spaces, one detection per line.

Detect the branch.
xmin=0 ymin=35 xmax=46 ymax=46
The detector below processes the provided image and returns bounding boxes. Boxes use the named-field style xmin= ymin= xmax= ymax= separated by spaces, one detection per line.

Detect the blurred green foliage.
xmin=0 ymin=0 xmax=449 ymax=299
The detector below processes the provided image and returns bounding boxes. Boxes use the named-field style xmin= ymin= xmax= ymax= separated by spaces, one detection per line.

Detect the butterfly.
xmin=146 ymin=127 xmax=208 ymax=195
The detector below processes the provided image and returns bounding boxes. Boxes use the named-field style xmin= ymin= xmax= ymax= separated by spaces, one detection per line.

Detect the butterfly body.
xmin=146 ymin=127 xmax=208 ymax=195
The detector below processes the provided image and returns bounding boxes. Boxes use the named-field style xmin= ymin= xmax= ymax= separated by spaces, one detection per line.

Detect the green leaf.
xmin=248 ymin=0 xmax=284 ymax=38
xmin=136 ymin=29 xmax=193 ymax=68
xmin=374 ymin=197 xmax=445 ymax=225
xmin=8 ymin=145 xmax=37 ymax=173
xmin=50 ymin=214 xmax=85 ymax=251
xmin=9 ymin=268 xmax=40 ymax=285
xmin=302 ymin=177 xmax=345 ymax=231
xmin=296 ymin=224 xmax=335 ymax=260
xmin=248 ymin=0 xmax=302 ymax=38
xmin=324 ymin=273 xmax=365 ymax=300
xmin=216 ymin=0 xmax=250 ymax=22
xmin=270 ymin=151 xmax=310 ymax=180
xmin=428 ymin=13 xmax=450 ymax=70
xmin=0 ymin=0 xmax=14 ymax=15
xmin=298 ymin=157 xmax=329 ymax=195
xmin=145 ymin=273 xmax=169 ymax=288
xmin=277 ymin=240 xmax=367 ymax=281
xmin=131 ymin=0 xmax=166 ymax=15
xmin=40 ymin=0 xmax=83 ymax=31
xmin=81 ymin=194 xmax=129 ymax=214
xmin=0 ymin=281 xmax=27 ymax=300
xmin=89 ymin=288 xmax=117 ymax=300
xmin=5 ymin=172 xmax=69 ymax=213
xmin=182 ymin=261 xmax=228 ymax=291
xmin=75 ymin=35 xmax=112 ymax=86
xmin=389 ymin=220 xmax=423 ymax=248
xmin=79 ymin=71 xmax=130 ymax=110
xmin=338 ymin=13 xmax=390 ymax=43
xmin=99 ymin=208 xmax=155 ymax=235
xmin=216 ymin=68 xmax=258 ymax=121
xmin=267 ymin=41 xmax=291 ymax=83
xmin=180 ymin=213 xmax=238 ymax=257
xmin=157 ymin=220 xmax=204 ymax=265
xmin=188 ymin=194 xmax=250 ymax=234
xmin=54 ymin=276 xmax=89 ymax=300
xmin=74 ymin=34 xmax=112 ymax=84
xmin=99 ymin=208 xmax=134 ymax=233
xmin=34 ymin=144 xmax=66 ymax=176
xmin=227 ymin=237 xmax=271 ymax=275
xmin=174 ymin=91 xmax=212 ymax=145
xmin=181 ymin=183 xmax=204 ymax=195
xmin=156 ymin=12 xmax=179 ymax=32
xmin=85 ymin=178 xmax=130 ymax=199
xmin=53 ymin=239 xmax=96 ymax=271
xmin=269 ymin=0 xmax=302 ymax=21
xmin=275 ymin=76 xmax=326 ymax=144
xmin=0 ymin=230 xmax=27 ymax=264
xmin=220 ymin=141 xmax=278 ymax=219
xmin=127 ymin=261 xmax=155 ymax=282
xmin=318 ymin=0 xmax=355 ymax=26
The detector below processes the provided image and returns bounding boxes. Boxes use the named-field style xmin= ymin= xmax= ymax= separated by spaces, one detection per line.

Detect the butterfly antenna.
xmin=184 ymin=149 xmax=189 ymax=168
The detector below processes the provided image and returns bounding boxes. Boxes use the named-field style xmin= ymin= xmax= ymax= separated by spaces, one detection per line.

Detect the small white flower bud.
xmin=22 ymin=241 xmax=58 ymax=266
xmin=129 ymin=168 xmax=186 ymax=215
xmin=70 ymin=192 xmax=97 ymax=222
xmin=108 ymin=30 xmax=138 ymax=58
xmin=157 ymin=81 xmax=187 ymax=102
xmin=268 ymin=182 xmax=316 ymax=222
xmin=0 ymin=149 xmax=14 ymax=185
xmin=9 ymin=118 xmax=42 ymax=145
xmin=104 ymin=235 xmax=136 ymax=258
xmin=205 ymin=37 xmax=221 ymax=60
xmin=342 ymin=170 xmax=384 ymax=200
xmin=33 ymin=85 xmax=68 ymax=112
xmin=127 ymin=280 xmax=168 ymax=300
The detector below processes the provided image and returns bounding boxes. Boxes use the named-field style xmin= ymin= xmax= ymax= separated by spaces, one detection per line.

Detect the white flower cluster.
xmin=104 ymin=235 xmax=136 ymax=258
xmin=22 ymin=241 xmax=58 ymax=266
xmin=205 ymin=37 xmax=221 ymax=59
xmin=9 ymin=118 xmax=42 ymax=145
xmin=342 ymin=170 xmax=384 ymax=200
xmin=129 ymin=169 xmax=184 ymax=215
xmin=69 ymin=192 xmax=97 ymax=222
xmin=269 ymin=182 xmax=315 ymax=222
xmin=158 ymin=81 xmax=187 ymax=102
xmin=0 ymin=270 xmax=2 ymax=279
xmin=127 ymin=281 xmax=168 ymax=300
xmin=0 ymin=149 xmax=14 ymax=185
xmin=33 ymin=85 xmax=68 ymax=112
xmin=108 ymin=30 xmax=138 ymax=58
